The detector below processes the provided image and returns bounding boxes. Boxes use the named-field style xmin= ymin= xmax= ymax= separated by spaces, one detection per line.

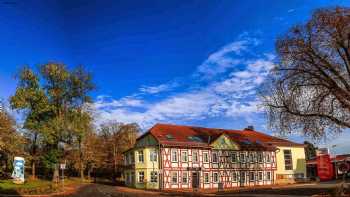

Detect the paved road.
xmin=58 ymin=183 xmax=350 ymax=197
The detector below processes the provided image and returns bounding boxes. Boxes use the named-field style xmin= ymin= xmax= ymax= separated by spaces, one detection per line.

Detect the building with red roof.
xmin=123 ymin=123 xmax=306 ymax=190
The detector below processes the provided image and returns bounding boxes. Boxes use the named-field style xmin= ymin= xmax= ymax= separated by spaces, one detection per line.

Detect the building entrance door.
xmin=240 ymin=171 xmax=246 ymax=187
xmin=192 ymin=172 xmax=199 ymax=189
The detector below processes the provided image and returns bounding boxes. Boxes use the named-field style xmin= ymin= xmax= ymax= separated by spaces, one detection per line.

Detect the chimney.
xmin=244 ymin=125 xmax=254 ymax=131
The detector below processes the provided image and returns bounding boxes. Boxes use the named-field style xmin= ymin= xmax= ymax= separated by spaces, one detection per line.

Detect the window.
xmin=231 ymin=153 xmax=237 ymax=163
xmin=231 ymin=172 xmax=237 ymax=182
xmin=150 ymin=151 xmax=157 ymax=162
xmin=192 ymin=151 xmax=198 ymax=163
xmin=266 ymin=153 xmax=271 ymax=163
xmin=266 ymin=172 xmax=271 ymax=180
xmin=258 ymin=171 xmax=263 ymax=181
xmin=181 ymin=151 xmax=188 ymax=162
xmin=204 ymin=173 xmax=209 ymax=183
xmin=203 ymin=152 xmax=209 ymax=163
xmin=138 ymin=171 xmax=144 ymax=183
xmin=213 ymin=172 xmax=219 ymax=183
xmin=283 ymin=150 xmax=293 ymax=170
xmin=249 ymin=172 xmax=255 ymax=181
xmin=212 ymin=152 xmax=218 ymax=163
xmin=171 ymin=149 xmax=178 ymax=162
xmin=150 ymin=171 xmax=158 ymax=183
xmin=171 ymin=172 xmax=178 ymax=184
xmin=249 ymin=153 xmax=254 ymax=163
xmin=182 ymin=172 xmax=188 ymax=183
xmin=138 ymin=150 xmax=144 ymax=163
xmin=258 ymin=153 xmax=263 ymax=163
xmin=240 ymin=153 xmax=246 ymax=163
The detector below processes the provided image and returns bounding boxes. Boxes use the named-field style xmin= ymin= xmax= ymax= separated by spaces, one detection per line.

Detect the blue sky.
xmin=1 ymin=0 xmax=350 ymax=154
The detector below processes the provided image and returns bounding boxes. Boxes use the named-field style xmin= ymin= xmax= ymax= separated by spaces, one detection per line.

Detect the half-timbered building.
xmin=124 ymin=123 xmax=304 ymax=190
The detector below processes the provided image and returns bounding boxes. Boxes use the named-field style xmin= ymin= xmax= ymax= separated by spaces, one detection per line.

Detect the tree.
xmin=0 ymin=112 xmax=24 ymax=176
xmin=10 ymin=66 xmax=51 ymax=179
xmin=304 ymin=141 xmax=317 ymax=160
xmin=10 ymin=63 xmax=94 ymax=181
xmin=98 ymin=122 xmax=140 ymax=181
xmin=262 ymin=7 xmax=350 ymax=139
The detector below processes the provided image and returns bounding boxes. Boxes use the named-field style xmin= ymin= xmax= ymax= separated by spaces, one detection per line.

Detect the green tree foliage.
xmin=0 ymin=112 xmax=24 ymax=177
xmin=304 ymin=141 xmax=317 ymax=160
xmin=10 ymin=63 xmax=94 ymax=181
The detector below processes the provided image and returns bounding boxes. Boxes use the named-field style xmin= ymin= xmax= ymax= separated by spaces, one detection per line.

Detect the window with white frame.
xmin=231 ymin=152 xmax=237 ymax=163
xmin=150 ymin=171 xmax=158 ymax=183
xmin=203 ymin=152 xmax=209 ymax=163
xmin=258 ymin=171 xmax=263 ymax=181
xmin=212 ymin=152 xmax=218 ymax=163
xmin=192 ymin=151 xmax=198 ymax=163
xmin=213 ymin=172 xmax=219 ymax=183
xmin=181 ymin=151 xmax=188 ymax=162
xmin=138 ymin=171 xmax=144 ymax=183
xmin=171 ymin=149 xmax=178 ymax=162
xmin=249 ymin=171 xmax=255 ymax=181
xmin=150 ymin=151 xmax=157 ymax=162
xmin=171 ymin=172 xmax=178 ymax=184
xmin=138 ymin=150 xmax=144 ymax=163
xmin=182 ymin=172 xmax=188 ymax=183
xmin=283 ymin=150 xmax=293 ymax=170
xmin=266 ymin=153 xmax=271 ymax=163
xmin=249 ymin=153 xmax=254 ymax=163
xmin=266 ymin=171 xmax=271 ymax=180
xmin=204 ymin=172 xmax=209 ymax=183
xmin=240 ymin=153 xmax=246 ymax=163
xmin=231 ymin=171 xmax=237 ymax=182
xmin=258 ymin=152 xmax=263 ymax=163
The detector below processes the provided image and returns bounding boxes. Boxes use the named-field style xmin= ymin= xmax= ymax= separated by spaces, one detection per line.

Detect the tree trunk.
xmin=31 ymin=161 xmax=36 ymax=180
xmin=87 ymin=168 xmax=91 ymax=180
xmin=52 ymin=164 xmax=59 ymax=183
xmin=79 ymin=140 xmax=84 ymax=181
xmin=80 ymin=162 xmax=84 ymax=181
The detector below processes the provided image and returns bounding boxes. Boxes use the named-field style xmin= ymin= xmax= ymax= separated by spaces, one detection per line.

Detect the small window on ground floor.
xmin=213 ymin=172 xmax=219 ymax=183
xmin=258 ymin=171 xmax=263 ymax=181
xmin=266 ymin=171 xmax=271 ymax=180
xmin=138 ymin=171 xmax=144 ymax=183
xmin=171 ymin=172 xmax=178 ymax=184
xmin=182 ymin=172 xmax=188 ymax=183
xmin=249 ymin=171 xmax=255 ymax=181
xmin=204 ymin=172 xmax=210 ymax=183
xmin=150 ymin=171 xmax=158 ymax=183
xmin=231 ymin=171 xmax=237 ymax=182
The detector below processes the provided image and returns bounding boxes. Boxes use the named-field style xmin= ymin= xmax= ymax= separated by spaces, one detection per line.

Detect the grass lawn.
xmin=0 ymin=178 xmax=85 ymax=195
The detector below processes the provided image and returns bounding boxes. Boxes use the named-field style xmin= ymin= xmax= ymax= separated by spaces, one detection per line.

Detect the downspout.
xmin=158 ymin=142 xmax=162 ymax=190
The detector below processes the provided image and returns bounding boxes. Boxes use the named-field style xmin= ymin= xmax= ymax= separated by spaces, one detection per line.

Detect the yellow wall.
xmin=275 ymin=146 xmax=306 ymax=184
xmin=129 ymin=147 xmax=160 ymax=189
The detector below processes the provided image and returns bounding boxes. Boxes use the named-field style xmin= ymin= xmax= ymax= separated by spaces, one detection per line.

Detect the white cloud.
xmin=92 ymin=33 xmax=275 ymax=129
xmin=139 ymin=82 xmax=178 ymax=94
xmin=318 ymin=131 xmax=350 ymax=156
xmin=196 ymin=35 xmax=260 ymax=79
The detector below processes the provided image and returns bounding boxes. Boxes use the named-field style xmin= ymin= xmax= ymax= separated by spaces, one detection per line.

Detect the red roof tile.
xmin=138 ymin=123 xmax=303 ymax=150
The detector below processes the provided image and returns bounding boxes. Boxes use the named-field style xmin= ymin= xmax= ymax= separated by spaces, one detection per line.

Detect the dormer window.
xmin=166 ymin=134 xmax=174 ymax=140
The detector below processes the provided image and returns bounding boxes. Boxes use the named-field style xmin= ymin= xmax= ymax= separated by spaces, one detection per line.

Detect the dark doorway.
xmin=240 ymin=171 xmax=245 ymax=187
xmin=192 ymin=172 xmax=200 ymax=188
